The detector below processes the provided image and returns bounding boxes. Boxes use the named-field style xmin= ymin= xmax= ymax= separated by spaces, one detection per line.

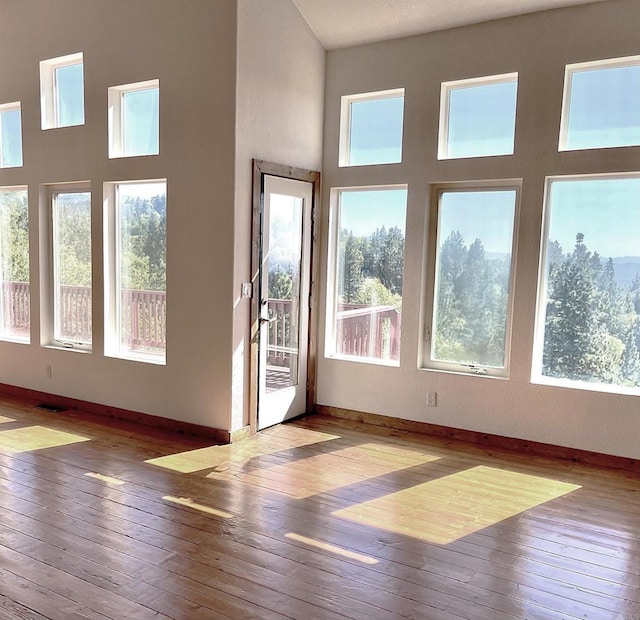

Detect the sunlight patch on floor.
xmin=286 ymin=532 xmax=379 ymax=564
xmin=332 ymin=465 xmax=581 ymax=545
xmin=84 ymin=472 xmax=126 ymax=485
xmin=163 ymin=495 xmax=234 ymax=519
xmin=0 ymin=415 xmax=15 ymax=424
xmin=145 ymin=427 xmax=341 ymax=474
xmin=0 ymin=425 xmax=90 ymax=453
xmin=230 ymin=443 xmax=441 ymax=498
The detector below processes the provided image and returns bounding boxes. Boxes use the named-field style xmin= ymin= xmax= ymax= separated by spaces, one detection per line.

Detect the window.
xmin=40 ymin=53 xmax=85 ymax=129
xmin=560 ymin=56 xmax=640 ymax=151
xmin=339 ymin=89 xmax=404 ymax=167
xmin=0 ymin=103 xmax=23 ymax=168
xmin=438 ymin=73 xmax=518 ymax=159
xmin=327 ymin=187 xmax=407 ymax=364
xmin=534 ymin=174 xmax=640 ymax=393
xmin=105 ymin=180 xmax=167 ymax=363
xmin=50 ymin=187 xmax=92 ymax=349
xmin=0 ymin=187 xmax=29 ymax=342
xmin=426 ymin=184 xmax=519 ymax=376
xmin=108 ymin=80 xmax=159 ymax=158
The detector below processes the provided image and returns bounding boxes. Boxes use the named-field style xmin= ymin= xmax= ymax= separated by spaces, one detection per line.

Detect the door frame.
xmin=249 ymin=160 xmax=321 ymax=435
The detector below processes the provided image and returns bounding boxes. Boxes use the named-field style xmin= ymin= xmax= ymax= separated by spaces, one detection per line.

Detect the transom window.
xmin=559 ymin=55 xmax=640 ymax=151
xmin=339 ymin=89 xmax=404 ymax=167
xmin=108 ymin=80 xmax=160 ymax=158
xmin=534 ymin=174 xmax=640 ymax=393
xmin=438 ymin=73 xmax=518 ymax=159
xmin=0 ymin=102 xmax=23 ymax=168
xmin=40 ymin=53 xmax=85 ymax=129
xmin=425 ymin=183 xmax=520 ymax=376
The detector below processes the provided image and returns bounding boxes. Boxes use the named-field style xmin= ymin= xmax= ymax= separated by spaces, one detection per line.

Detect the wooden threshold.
xmin=315 ymin=404 xmax=640 ymax=474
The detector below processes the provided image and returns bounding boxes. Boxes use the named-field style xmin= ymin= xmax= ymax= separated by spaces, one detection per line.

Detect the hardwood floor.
xmin=0 ymin=395 xmax=638 ymax=619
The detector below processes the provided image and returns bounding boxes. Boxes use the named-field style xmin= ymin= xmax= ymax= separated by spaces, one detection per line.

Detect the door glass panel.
xmin=266 ymin=193 xmax=303 ymax=392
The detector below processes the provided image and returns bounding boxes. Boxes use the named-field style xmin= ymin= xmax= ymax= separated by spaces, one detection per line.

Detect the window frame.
xmin=532 ymin=172 xmax=640 ymax=395
xmin=104 ymin=179 xmax=167 ymax=365
xmin=0 ymin=102 xmax=23 ymax=168
xmin=338 ymin=88 xmax=405 ymax=168
xmin=40 ymin=52 xmax=85 ymax=130
xmin=0 ymin=185 xmax=30 ymax=344
xmin=438 ymin=72 xmax=518 ymax=160
xmin=559 ymin=55 xmax=640 ymax=152
xmin=46 ymin=182 xmax=92 ymax=352
xmin=422 ymin=180 xmax=521 ymax=378
xmin=108 ymin=79 xmax=160 ymax=159
xmin=325 ymin=184 xmax=408 ymax=367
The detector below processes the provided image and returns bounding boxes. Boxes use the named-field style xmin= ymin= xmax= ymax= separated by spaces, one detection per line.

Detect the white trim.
xmin=559 ymin=54 xmax=640 ymax=152
xmin=39 ymin=52 xmax=84 ymax=130
xmin=438 ymin=72 xmax=518 ymax=160
xmin=338 ymin=88 xmax=404 ymax=167
xmin=423 ymin=179 xmax=522 ymax=378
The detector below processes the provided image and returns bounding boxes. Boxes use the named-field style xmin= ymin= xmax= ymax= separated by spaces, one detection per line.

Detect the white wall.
xmin=233 ymin=0 xmax=325 ymax=430
xmin=317 ymin=0 xmax=640 ymax=459
xmin=0 ymin=0 xmax=238 ymax=429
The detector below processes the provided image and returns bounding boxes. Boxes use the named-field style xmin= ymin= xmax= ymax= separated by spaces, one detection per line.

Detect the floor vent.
xmin=37 ymin=403 xmax=66 ymax=413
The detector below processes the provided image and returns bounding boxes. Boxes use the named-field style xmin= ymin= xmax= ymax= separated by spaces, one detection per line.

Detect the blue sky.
xmin=123 ymin=87 xmax=159 ymax=156
xmin=0 ymin=108 xmax=22 ymax=167
xmin=56 ymin=63 xmax=84 ymax=126
xmin=340 ymin=189 xmax=407 ymax=236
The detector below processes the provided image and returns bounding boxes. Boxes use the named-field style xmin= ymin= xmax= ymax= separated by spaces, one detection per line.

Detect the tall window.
xmin=328 ymin=187 xmax=407 ymax=364
xmin=439 ymin=73 xmax=518 ymax=159
xmin=51 ymin=188 xmax=92 ymax=348
xmin=426 ymin=185 xmax=519 ymax=376
xmin=0 ymin=103 xmax=23 ymax=168
xmin=0 ymin=187 xmax=29 ymax=342
xmin=40 ymin=53 xmax=85 ymax=129
xmin=108 ymin=80 xmax=160 ymax=158
xmin=105 ymin=180 xmax=167 ymax=363
xmin=560 ymin=56 xmax=640 ymax=151
xmin=535 ymin=175 xmax=640 ymax=392
xmin=339 ymin=89 xmax=404 ymax=166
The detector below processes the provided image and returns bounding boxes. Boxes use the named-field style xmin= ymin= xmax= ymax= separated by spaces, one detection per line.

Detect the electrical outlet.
xmin=241 ymin=282 xmax=252 ymax=298
xmin=427 ymin=391 xmax=437 ymax=407
xmin=45 ymin=365 xmax=52 ymax=379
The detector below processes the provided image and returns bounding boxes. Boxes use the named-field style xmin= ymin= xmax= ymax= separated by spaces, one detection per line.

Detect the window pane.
xmin=0 ymin=108 xmax=23 ymax=167
xmin=346 ymin=93 xmax=404 ymax=166
xmin=53 ymin=192 xmax=91 ymax=344
xmin=432 ymin=190 xmax=517 ymax=369
xmin=123 ymin=87 xmax=159 ymax=156
xmin=55 ymin=62 xmax=84 ymax=127
xmin=0 ymin=188 xmax=29 ymax=342
xmin=334 ymin=189 xmax=406 ymax=363
xmin=443 ymin=78 xmax=517 ymax=159
xmin=117 ymin=182 xmax=166 ymax=359
xmin=539 ymin=177 xmax=640 ymax=389
xmin=564 ymin=62 xmax=640 ymax=150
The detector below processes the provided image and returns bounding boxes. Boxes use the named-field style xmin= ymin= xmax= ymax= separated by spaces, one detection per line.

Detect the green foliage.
xmin=268 ymin=266 xmax=293 ymax=300
xmin=0 ymin=190 xmax=29 ymax=283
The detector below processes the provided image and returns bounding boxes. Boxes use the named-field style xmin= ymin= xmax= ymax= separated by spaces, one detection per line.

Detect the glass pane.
xmin=540 ymin=177 xmax=640 ymax=388
xmin=118 ymin=182 xmax=166 ymax=359
xmin=565 ymin=63 xmax=640 ymax=150
xmin=349 ymin=95 xmax=404 ymax=166
xmin=432 ymin=190 xmax=516 ymax=368
xmin=0 ymin=188 xmax=29 ymax=341
xmin=55 ymin=62 xmax=84 ymax=127
xmin=334 ymin=189 xmax=406 ymax=363
xmin=0 ymin=109 xmax=23 ymax=167
xmin=123 ymin=87 xmax=159 ymax=156
xmin=266 ymin=193 xmax=303 ymax=391
xmin=445 ymin=79 xmax=517 ymax=158
xmin=53 ymin=192 xmax=91 ymax=344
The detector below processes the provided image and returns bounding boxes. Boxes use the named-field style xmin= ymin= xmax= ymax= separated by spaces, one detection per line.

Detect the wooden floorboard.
xmin=0 ymin=396 xmax=638 ymax=619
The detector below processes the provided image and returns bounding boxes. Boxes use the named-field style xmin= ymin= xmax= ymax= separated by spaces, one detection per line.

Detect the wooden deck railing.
xmin=267 ymin=298 xmax=401 ymax=363
xmin=1 ymin=282 xmax=166 ymax=352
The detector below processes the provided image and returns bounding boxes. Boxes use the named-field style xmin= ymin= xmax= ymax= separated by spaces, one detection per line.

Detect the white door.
xmin=258 ymin=175 xmax=313 ymax=430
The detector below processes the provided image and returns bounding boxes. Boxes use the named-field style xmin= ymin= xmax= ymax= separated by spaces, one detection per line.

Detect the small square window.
xmin=560 ymin=56 xmax=640 ymax=151
xmin=339 ymin=89 xmax=404 ymax=167
xmin=108 ymin=80 xmax=160 ymax=158
xmin=40 ymin=53 xmax=85 ymax=129
xmin=438 ymin=73 xmax=518 ymax=159
xmin=0 ymin=103 xmax=23 ymax=168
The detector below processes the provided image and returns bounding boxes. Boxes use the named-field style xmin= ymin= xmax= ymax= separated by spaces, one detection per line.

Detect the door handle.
xmin=260 ymin=316 xmax=276 ymax=324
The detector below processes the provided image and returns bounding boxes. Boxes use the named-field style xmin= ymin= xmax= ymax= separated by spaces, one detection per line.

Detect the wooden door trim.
xmin=249 ymin=160 xmax=320 ymax=435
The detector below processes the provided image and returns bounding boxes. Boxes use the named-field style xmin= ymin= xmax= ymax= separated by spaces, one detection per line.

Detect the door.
xmin=257 ymin=174 xmax=314 ymax=430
